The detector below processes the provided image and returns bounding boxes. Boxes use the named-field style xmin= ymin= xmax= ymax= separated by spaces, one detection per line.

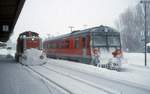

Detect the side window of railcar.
xmin=75 ymin=37 xmax=79 ymax=48
xmin=59 ymin=40 xmax=63 ymax=48
xmin=53 ymin=43 xmax=56 ymax=48
xmin=61 ymin=40 xmax=66 ymax=48
xmin=82 ymin=37 xmax=86 ymax=48
xmin=47 ymin=43 xmax=49 ymax=49
xmin=60 ymin=40 xmax=65 ymax=48
xmin=65 ymin=39 xmax=69 ymax=48
xmin=48 ymin=43 xmax=51 ymax=48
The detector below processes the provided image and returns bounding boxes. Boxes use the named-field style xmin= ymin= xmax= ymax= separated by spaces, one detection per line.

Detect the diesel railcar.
xmin=43 ymin=25 xmax=122 ymax=66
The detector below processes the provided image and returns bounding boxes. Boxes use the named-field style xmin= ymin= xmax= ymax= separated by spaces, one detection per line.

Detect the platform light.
xmin=2 ymin=25 xmax=9 ymax=32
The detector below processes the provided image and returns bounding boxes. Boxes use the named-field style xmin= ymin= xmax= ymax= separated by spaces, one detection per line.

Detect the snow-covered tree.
xmin=116 ymin=3 xmax=150 ymax=52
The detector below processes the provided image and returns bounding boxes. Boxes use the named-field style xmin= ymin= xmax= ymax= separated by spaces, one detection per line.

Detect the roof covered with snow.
xmin=44 ymin=25 xmax=119 ymax=42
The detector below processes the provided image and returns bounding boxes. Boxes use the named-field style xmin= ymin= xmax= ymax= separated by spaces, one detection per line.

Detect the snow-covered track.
xmin=45 ymin=61 xmax=150 ymax=94
xmin=42 ymin=66 xmax=119 ymax=94
xmin=24 ymin=65 xmax=73 ymax=94
xmin=24 ymin=65 xmax=119 ymax=94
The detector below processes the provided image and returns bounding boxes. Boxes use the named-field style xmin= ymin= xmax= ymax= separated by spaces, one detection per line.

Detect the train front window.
xmin=32 ymin=33 xmax=38 ymax=37
xmin=108 ymin=36 xmax=120 ymax=46
xmin=93 ymin=36 xmax=106 ymax=46
xmin=23 ymin=35 xmax=26 ymax=39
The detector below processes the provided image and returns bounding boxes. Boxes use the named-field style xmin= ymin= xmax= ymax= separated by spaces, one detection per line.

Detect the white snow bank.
xmin=0 ymin=48 xmax=8 ymax=55
xmin=0 ymin=48 xmax=15 ymax=58
xmin=147 ymin=43 xmax=150 ymax=46
xmin=124 ymin=53 xmax=150 ymax=67
xmin=22 ymin=48 xmax=47 ymax=66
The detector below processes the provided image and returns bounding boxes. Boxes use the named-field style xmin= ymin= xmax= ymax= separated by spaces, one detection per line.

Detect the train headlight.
xmin=32 ymin=38 xmax=35 ymax=41
xmin=40 ymin=55 xmax=44 ymax=59
xmin=112 ymin=49 xmax=123 ymax=58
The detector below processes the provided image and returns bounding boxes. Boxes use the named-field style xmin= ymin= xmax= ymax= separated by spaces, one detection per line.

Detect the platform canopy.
xmin=0 ymin=0 xmax=25 ymax=42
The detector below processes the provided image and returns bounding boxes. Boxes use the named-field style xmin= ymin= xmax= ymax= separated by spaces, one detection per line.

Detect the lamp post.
xmin=140 ymin=0 xmax=150 ymax=67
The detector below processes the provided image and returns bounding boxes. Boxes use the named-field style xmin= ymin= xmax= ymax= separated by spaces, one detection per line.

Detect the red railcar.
xmin=43 ymin=25 xmax=122 ymax=65
xmin=15 ymin=31 xmax=42 ymax=62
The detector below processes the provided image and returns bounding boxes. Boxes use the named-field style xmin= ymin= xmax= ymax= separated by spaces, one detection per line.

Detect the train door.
xmin=81 ymin=33 xmax=91 ymax=64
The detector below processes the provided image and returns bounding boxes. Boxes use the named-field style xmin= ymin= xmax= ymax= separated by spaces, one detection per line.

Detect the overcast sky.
xmin=11 ymin=0 xmax=139 ymax=42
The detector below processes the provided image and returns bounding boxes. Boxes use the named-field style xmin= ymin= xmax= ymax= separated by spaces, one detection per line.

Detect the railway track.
xmin=42 ymin=66 xmax=119 ymax=94
xmin=23 ymin=65 xmax=73 ymax=94
xmin=45 ymin=61 xmax=150 ymax=94
xmin=23 ymin=64 xmax=120 ymax=94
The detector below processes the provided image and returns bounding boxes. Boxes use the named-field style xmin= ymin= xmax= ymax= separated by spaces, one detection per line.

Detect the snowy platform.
xmin=0 ymin=56 xmax=64 ymax=94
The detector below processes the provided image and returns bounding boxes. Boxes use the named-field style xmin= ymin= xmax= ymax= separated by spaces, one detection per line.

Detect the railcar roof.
xmin=45 ymin=25 xmax=119 ymax=41
xmin=19 ymin=31 xmax=39 ymax=36
xmin=72 ymin=25 xmax=119 ymax=35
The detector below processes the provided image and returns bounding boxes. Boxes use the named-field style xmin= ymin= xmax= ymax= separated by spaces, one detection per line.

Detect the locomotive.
xmin=43 ymin=25 xmax=123 ymax=69
xmin=15 ymin=31 xmax=42 ymax=62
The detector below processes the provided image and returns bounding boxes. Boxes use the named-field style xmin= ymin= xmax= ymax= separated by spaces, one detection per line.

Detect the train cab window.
xmin=93 ymin=36 xmax=106 ymax=46
xmin=108 ymin=36 xmax=120 ymax=46
xmin=32 ymin=33 xmax=38 ymax=37
xmin=32 ymin=36 xmax=35 ymax=39
xmin=75 ymin=38 xmax=79 ymax=48
xmin=19 ymin=35 xmax=24 ymax=40
xmin=32 ymin=33 xmax=39 ymax=39
xmin=23 ymin=35 xmax=26 ymax=39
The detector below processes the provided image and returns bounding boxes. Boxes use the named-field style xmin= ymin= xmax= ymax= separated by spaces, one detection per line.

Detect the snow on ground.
xmin=0 ymin=48 xmax=9 ymax=55
xmin=0 ymin=48 xmax=15 ymax=58
xmin=21 ymin=49 xmax=47 ymax=66
xmin=124 ymin=52 xmax=150 ymax=67
xmin=45 ymin=53 xmax=150 ymax=89
xmin=0 ymin=52 xmax=71 ymax=94
xmin=30 ymin=65 xmax=114 ymax=94
xmin=44 ymin=60 xmax=150 ymax=94
xmin=0 ymin=56 xmax=65 ymax=94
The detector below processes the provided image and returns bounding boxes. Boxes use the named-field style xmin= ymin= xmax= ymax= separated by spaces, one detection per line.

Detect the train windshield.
xmin=92 ymin=33 xmax=120 ymax=47
xmin=93 ymin=36 xmax=107 ymax=46
xmin=108 ymin=36 xmax=120 ymax=46
xmin=31 ymin=33 xmax=39 ymax=37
